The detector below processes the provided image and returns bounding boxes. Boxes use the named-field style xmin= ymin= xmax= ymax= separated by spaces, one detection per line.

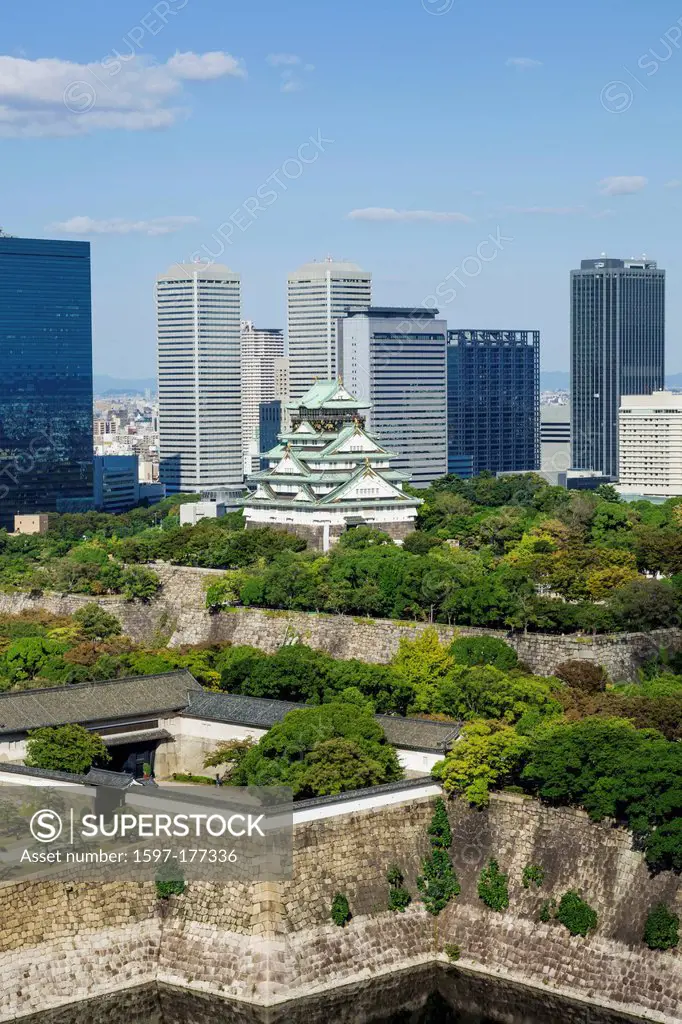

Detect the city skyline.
xmin=4 ymin=0 xmax=682 ymax=377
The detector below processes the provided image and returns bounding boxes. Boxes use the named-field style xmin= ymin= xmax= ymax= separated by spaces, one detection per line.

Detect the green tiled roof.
xmin=286 ymin=379 xmax=370 ymax=412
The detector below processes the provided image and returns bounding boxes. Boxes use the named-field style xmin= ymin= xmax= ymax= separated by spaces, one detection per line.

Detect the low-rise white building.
xmin=616 ymin=391 xmax=682 ymax=499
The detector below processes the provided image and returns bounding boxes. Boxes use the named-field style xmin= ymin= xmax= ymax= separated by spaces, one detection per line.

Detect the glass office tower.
xmin=570 ymin=258 xmax=665 ymax=479
xmin=447 ymin=329 xmax=540 ymax=477
xmin=0 ymin=236 xmax=93 ymax=527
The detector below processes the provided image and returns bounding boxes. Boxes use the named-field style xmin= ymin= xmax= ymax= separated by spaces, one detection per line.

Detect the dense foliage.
xmin=477 ymin=859 xmax=510 ymax=912
xmin=25 ymin=723 xmax=110 ymax=775
xmin=643 ymin=903 xmax=679 ymax=951
xmin=331 ymin=893 xmax=351 ymax=927
xmin=196 ymin=474 xmax=682 ymax=634
xmin=522 ymin=864 xmax=545 ymax=889
xmin=3 ymin=474 xmax=682 ymax=636
xmin=226 ymin=699 xmax=403 ymax=798
xmin=387 ymin=864 xmax=412 ymax=912
xmin=556 ymin=891 xmax=598 ymax=937
xmin=417 ymin=799 xmax=461 ymax=916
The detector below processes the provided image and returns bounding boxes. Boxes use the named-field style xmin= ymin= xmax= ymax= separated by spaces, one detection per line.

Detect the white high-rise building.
xmin=156 ymin=263 xmax=242 ymax=494
xmin=240 ymin=320 xmax=284 ymax=475
xmin=287 ymin=257 xmax=371 ymax=399
xmin=616 ymin=391 xmax=682 ymax=499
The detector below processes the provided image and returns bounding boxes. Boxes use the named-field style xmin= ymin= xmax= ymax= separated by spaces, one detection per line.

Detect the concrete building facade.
xmin=287 ymin=258 xmax=371 ymax=399
xmin=156 ymin=264 xmax=242 ymax=494
xmin=617 ymin=391 xmax=682 ymax=499
xmin=240 ymin=321 xmax=284 ymax=475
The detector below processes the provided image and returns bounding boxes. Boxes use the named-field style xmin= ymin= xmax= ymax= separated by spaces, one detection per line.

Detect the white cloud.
xmin=51 ymin=215 xmax=198 ymax=237
xmin=503 ymin=205 xmax=585 ymax=215
xmin=598 ymin=176 xmax=647 ymax=196
xmin=592 ymin=209 xmax=615 ymax=220
xmin=266 ymin=53 xmax=301 ymax=67
xmin=348 ymin=207 xmax=473 ymax=224
xmin=166 ymin=51 xmax=245 ymax=80
xmin=664 ymin=179 xmax=682 ymax=189
xmin=506 ymin=57 xmax=543 ymax=69
xmin=0 ymin=51 xmax=245 ymax=137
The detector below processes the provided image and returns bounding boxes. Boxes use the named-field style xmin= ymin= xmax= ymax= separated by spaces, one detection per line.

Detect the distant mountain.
xmin=540 ymin=371 xmax=569 ymax=391
xmin=666 ymin=373 xmax=682 ymax=389
xmin=94 ymin=375 xmax=157 ymax=397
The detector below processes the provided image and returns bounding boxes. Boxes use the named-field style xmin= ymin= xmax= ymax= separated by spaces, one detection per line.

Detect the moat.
xmin=18 ymin=968 xmax=653 ymax=1024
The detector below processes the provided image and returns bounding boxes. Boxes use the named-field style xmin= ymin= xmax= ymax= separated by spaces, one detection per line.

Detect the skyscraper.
xmin=447 ymin=330 xmax=540 ymax=477
xmin=570 ymin=257 xmax=665 ymax=479
xmin=287 ymin=258 xmax=371 ymax=399
xmin=240 ymin=321 xmax=284 ymax=475
xmin=338 ymin=307 xmax=448 ymax=487
xmin=156 ymin=263 xmax=242 ymax=494
xmin=0 ymin=236 xmax=93 ymax=527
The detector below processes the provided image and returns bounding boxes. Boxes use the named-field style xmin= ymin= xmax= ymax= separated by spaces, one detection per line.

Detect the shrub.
xmin=171 ymin=772 xmax=214 ymax=785
xmin=556 ymin=891 xmax=597 ymax=937
xmin=154 ymin=872 xmax=186 ymax=897
xmin=73 ymin=604 xmax=122 ymax=640
xmin=427 ymin=797 xmax=452 ymax=848
xmin=477 ymin=859 xmax=509 ymax=912
xmin=450 ymin=636 xmax=518 ymax=671
xmin=554 ymin=660 xmax=607 ymax=693
xmin=388 ymin=887 xmax=412 ymax=912
xmin=539 ymin=899 xmax=556 ymax=923
xmin=387 ymin=863 xmax=411 ymax=913
xmin=417 ymin=847 xmax=461 ymax=916
xmin=522 ymin=864 xmax=545 ymax=889
xmin=444 ymin=943 xmax=461 ymax=962
xmin=331 ymin=892 xmax=351 ymax=926
xmin=417 ymin=800 xmax=460 ymax=916
xmin=643 ymin=903 xmax=679 ymax=951
xmin=25 ymin=724 xmax=110 ymax=775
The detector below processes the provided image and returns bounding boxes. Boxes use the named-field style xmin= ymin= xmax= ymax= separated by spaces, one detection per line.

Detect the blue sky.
xmin=3 ymin=0 xmax=682 ymax=376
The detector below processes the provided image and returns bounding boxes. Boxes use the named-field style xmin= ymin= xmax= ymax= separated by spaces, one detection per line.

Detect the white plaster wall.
xmin=397 ymin=749 xmax=440 ymax=774
xmin=0 ymin=739 xmax=27 ymax=763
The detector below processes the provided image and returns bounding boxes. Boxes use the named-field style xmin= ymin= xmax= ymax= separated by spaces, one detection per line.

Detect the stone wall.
xmin=0 ymin=563 xmax=679 ymax=680
xmin=0 ymin=794 xmax=680 ymax=1022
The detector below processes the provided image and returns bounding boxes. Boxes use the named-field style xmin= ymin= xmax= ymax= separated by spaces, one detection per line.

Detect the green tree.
xmin=4 ymin=637 xmax=66 ymax=683
xmin=296 ymin=738 xmax=390 ymax=796
xmin=391 ymin=628 xmax=453 ymax=713
xmin=73 ymin=604 xmax=122 ymax=640
xmin=434 ymin=720 xmax=532 ymax=806
xmin=25 ymin=724 xmax=110 ymax=774
xmin=608 ymin=579 xmax=680 ymax=632
xmin=450 ymin=636 xmax=518 ymax=671
xmin=229 ymin=701 xmax=403 ymax=797
xmin=434 ymin=665 xmax=561 ymax=723
xmin=121 ymin=567 xmax=161 ymax=602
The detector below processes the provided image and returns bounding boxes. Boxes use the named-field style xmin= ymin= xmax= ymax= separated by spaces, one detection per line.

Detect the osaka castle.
xmin=243 ymin=379 xmax=421 ymax=551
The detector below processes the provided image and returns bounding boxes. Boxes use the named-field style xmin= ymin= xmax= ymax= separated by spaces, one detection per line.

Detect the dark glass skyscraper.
xmin=570 ymin=258 xmax=665 ymax=479
xmin=0 ymin=237 xmax=93 ymax=526
xmin=447 ymin=330 xmax=540 ymax=477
